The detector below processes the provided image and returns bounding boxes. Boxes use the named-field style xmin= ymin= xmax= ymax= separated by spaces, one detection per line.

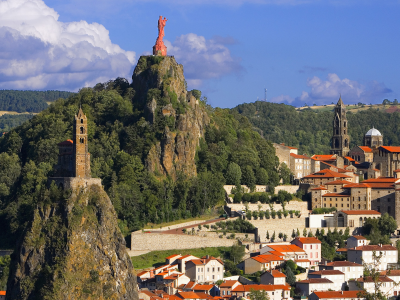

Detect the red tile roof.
xmin=270 ymin=270 xmax=286 ymax=278
xmin=325 ymin=180 xmax=352 ymax=185
xmin=322 ymin=193 xmax=350 ymax=197
xmin=353 ymin=276 xmax=393 ymax=283
xmin=290 ymin=153 xmax=310 ymax=159
xmin=341 ymin=210 xmax=380 ymax=215
xmin=293 ymin=237 xmax=321 ymax=244
xmin=350 ymin=244 xmax=397 ymax=251
xmin=312 ymin=155 xmax=336 ymax=161
xmin=137 ymin=270 xmax=150 ymax=277
xmin=336 ymin=248 xmax=348 ymax=252
xmin=268 ymin=244 xmax=306 ymax=252
xmin=232 ymin=284 xmax=290 ymax=292
xmin=304 ymin=169 xmax=351 ymax=179
xmin=345 ymin=183 xmax=371 ymax=188
xmin=298 ymin=278 xmax=333 ymax=284
xmin=311 ymin=186 xmax=328 ymax=190
xmin=312 ymin=291 xmax=365 ymax=299
xmin=219 ymin=280 xmax=240 ymax=288
xmin=323 ymin=261 xmax=362 ymax=267
xmin=350 ymin=235 xmax=366 ymax=240
xmin=380 ymin=146 xmax=400 ymax=153
xmin=58 ymin=139 xmax=73 ymax=146
xmin=251 ymin=254 xmax=284 ymax=263
xmin=193 ymin=284 xmax=214 ymax=291
xmin=359 ymin=146 xmax=373 ymax=153
xmin=310 ymin=270 xmax=344 ymax=275
xmin=380 ymin=270 xmax=400 ymax=276
xmin=344 ymin=156 xmax=355 ymax=162
xmin=0 ymin=291 xmax=5 ymax=296
xmin=140 ymin=291 xmax=157 ymax=297
xmin=185 ymin=282 xmax=197 ymax=289
xmin=177 ymin=292 xmax=212 ymax=299
xmin=166 ymin=254 xmax=181 ymax=259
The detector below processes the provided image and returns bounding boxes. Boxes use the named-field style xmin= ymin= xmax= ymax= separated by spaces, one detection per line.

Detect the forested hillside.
xmin=0 ymin=90 xmax=73 ymax=112
xmin=233 ymin=101 xmax=400 ymax=155
xmin=0 ymin=57 xmax=280 ymax=249
xmin=0 ymin=114 xmax=34 ymax=133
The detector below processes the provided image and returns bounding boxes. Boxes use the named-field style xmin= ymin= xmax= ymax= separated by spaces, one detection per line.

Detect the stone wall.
xmin=274 ymin=185 xmax=299 ymax=194
xmin=226 ymin=201 xmax=309 ymax=214
xmin=49 ymin=177 xmax=102 ymax=191
xmin=131 ymin=232 xmax=240 ymax=251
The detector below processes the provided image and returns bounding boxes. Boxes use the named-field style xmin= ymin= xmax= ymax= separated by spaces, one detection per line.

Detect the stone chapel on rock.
xmin=50 ymin=108 xmax=101 ymax=190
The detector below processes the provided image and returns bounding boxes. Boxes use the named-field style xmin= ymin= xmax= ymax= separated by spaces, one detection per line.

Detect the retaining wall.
xmin=131 ymin=232 xmax=240 ymax=251
xmin=226 ymin=201 xmax=309 ymax=214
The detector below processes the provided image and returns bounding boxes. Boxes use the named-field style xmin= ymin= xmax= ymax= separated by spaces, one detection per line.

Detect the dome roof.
xmin=365 ymin=127 xmax=382 ymax=136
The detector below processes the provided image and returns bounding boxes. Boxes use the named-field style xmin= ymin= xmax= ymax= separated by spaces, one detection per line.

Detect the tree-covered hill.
xmin=0 ymin=57 xmax=280 ymax=249
xmin=232 ymin=101 xmax=400 ymax=155
xmin=0 ymin=90 xmax=73 ymax=113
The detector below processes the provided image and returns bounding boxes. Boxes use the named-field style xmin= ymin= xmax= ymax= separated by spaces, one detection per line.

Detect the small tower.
xmin=73 ymin=108 xmax=91 ymax=178
xmin=364 ymin=127 xmax=383 ymax=148
xmin=330 ymin=96 xmax=350 ymax=157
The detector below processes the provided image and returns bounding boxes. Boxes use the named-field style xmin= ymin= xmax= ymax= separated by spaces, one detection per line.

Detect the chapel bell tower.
xmin=74 ymin=108 xmax=91 ymax=178
xmin=330 ymin=96 xmax=350 ymax=157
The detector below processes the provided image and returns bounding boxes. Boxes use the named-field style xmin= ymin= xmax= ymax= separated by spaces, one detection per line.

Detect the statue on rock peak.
xmin=153 ymin=16 xmax=168 ymax=56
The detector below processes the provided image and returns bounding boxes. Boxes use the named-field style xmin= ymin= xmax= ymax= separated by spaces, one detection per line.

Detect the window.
xmin=212 ymin=268 xmax=215 ymax=272
xmin=377 ymin=206 xmax=380 ymax=212
xmin=330 ymin=204 xmax=332 ymax=207
xmin=80 ymin=138 xmax=84 ymax=144
xmin=207 ymin=268 xmax=210 ymax=272
xmin=218 ymin=267 xmax=220 ymax=272
xmin=310 ymin=245 xmax=312 ymax=249
xmin=80 ymin=127 xmax=84 ymax=134
xmin=377 ymin=198 xmax=380 ymax=202
xmin=358 ymin=204 xmax=361 ymax=209
xmin=388 ymin=206 xmax=391 ymax=214
xmin=310 ymin=252 xmax=313 ymax=258
xmin=81 ymin=119 xmax=83 ymax=124
xmin=223 ymin=291 xmax=225 ymax=296
xmin=212 ymin=275 xmax=215 ymax=279
xmin=316 ymin=252 xmax=318 ymax=258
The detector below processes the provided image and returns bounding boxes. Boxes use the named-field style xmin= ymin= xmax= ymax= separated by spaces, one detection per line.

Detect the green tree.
xmin=242 ymin=165 xmax=256 ymax=192
xmin=303 ymin=228 xmax=307 ymax=237
xmin=230 ymin=242 xmax=245 ymax=263
xmin=285 ymin=266 xmax=296 ymax=286
xmin=291 ymin=229 xmax=296 ymax=239
xmin=226 ymin=162 xmax=242 ymax=186
xmin=278 ymin=163 xmax=292 ymax=184
xmin=271 ymin=231 xmax=276 ymax=242
xmin=266 ymin=231 xmax=270 ymax=240
xmin=357 ymin=251 xmax=386 ymax=300
xmin=256 ymin=168 xmax=269 ymax=185
xmin=296 ymin=228 xmax=300 ymax=237
xmin=249 ymin=289 xmax=270 ymax=300
xmin=0 ymin=255 xmax=10 ymax=290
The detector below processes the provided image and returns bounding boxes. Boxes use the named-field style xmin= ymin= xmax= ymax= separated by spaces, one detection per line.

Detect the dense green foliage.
xmin=0 ymin=68 xmax=280 ymax=248
xmin=316 ymin=227 xmax=350 ymax=261
xmin=362 ymin=213 xmax=397 ymax=244
xmin=0 ymin=114 xmax=34 ymax=133
xmin=233 ymin=101 xmax=400 ymax=155
xmin=0 ymin=90 xmax=73 ymax=112
xmin=0 ymin=255 xmax=10 ymax=290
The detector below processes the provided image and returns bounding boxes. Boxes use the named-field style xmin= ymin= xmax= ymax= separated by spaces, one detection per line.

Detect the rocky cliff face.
xmin=6 ymin=184 xmax=137 ymax=300
xmin=132 ymin=56 xmax=210 ymax=178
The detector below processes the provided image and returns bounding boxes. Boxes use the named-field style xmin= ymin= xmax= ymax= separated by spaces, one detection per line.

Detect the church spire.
xmin=330 ymin=96 xmax=350 ymax=157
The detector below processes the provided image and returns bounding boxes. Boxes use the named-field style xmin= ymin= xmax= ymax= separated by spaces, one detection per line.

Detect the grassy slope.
xmin=131 ymin=247 xmax=230 ymax=270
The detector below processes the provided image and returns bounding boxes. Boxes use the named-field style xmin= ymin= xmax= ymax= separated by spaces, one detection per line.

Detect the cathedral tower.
xmin=73 ymin=108 xmax=91 ymax=178
xmin=330 ymin=96 xmax=350 ymax=157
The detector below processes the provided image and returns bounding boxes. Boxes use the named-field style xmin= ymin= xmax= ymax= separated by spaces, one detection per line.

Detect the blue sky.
xmin=0 ymin=0 xmax=399 ymax=108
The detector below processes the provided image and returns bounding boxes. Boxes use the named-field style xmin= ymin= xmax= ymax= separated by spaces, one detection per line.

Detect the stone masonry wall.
xmin=274 ymin=185 xmax=300 ymax=194
xmin=226 ymin=201 xmax=309 ymax=214
xmin=131 ymin=232 xmax=240 ymax=251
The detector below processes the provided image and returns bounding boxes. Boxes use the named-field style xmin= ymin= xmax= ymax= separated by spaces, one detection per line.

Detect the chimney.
xmin=206 ymin=255 xmax=209 ymax=259
xmin=341 ymin=291 xmax=343 ymax=294
xmin=324 ymin=261 xmax=327 ymax=266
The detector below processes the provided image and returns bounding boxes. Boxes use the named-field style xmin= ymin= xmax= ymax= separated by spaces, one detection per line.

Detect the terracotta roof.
xmin=185 ymin=282 xmax=197 ymax=289
xmin=58 ymin=139 xmax=73 ymax=146
xmin=163 ymin=295 xmax=182 ymax=300
xmin=270 ymin=270 xmax=286 ymax=278
xmin=298 ymin=278 xmax=333 ymax=284
xmin=310 ymin=270 xmax=344 ymax=275
xmin=165 ymin=273 xmax=184 ymax=280
xmin=323 ymin=261 xmax=362 ymax=267
xmin=178 ymin=254 xmax=196 ymax=260
xmin=194 ymin=284 xmax=214 ymax=291
xmin=290 ymin=153 xmax=310 ymax=159
xmin=177 ymin=292 xmax=212 ymax=299
xmin=166 ymin=254 xmax=181 ymax=259
xmin=219 ymin=280 xmax=239 ymax=288
xmin=0 ymin=291 xmax=5 ymax=296
xmin=137 ymin=270 xmax=150 ymax=277
xmin=232 ymin=284 xmax=290 ymax=292
xmin=350 ymin=235 xmax=366 ymax=240
xmin=350 ymin=244 xmax=397 ymax=251
xmin=304 ymin=169 xmax=351 ymax=179
xmin=336 ymin=248 xmax=348 ymax=252
xmin=325 ymin=180 xmax=352 ymax=185
xmin=380 ymin=146 xmax=400 ymax=153
xmin=268 ymin=244 xmax=306 ymax=253
xmin=322 ymin=193 xmax=350 ymax=197
xmin=341 ymin=210 xmax=380 ymax=215
xmin=359 ymin=146 xmax=373 ymax=153
xmin=311 ymin=186 xmax=328 ymax=190
xmin=154 ymin=264 xmax=170 ymax=271
xmin=293 ymin=237 xmax=321 ymax=244
xmin=345 ymin=156 xmax=355 ymax=162
xmin=312 ymin=291 xmax=365 ymax=299
xmin=364 ymin=177 xmax=398 ymax=183
xmin=312 ymin=155 xmax=336 ymax=161
xmin=346 ymin=183 xmax=371 ymax=188
xmin=380 ymin=270 xmax=400 ymax=276
xmin=353 ymin=276 xmax=393 ymax=283
xmin=140 ymin=291 xmax=157 ymax=297
xmin=251 ymin=254 xmax=284 ymax=263
xmin=187 ymin=257 xmax=224 ymax=266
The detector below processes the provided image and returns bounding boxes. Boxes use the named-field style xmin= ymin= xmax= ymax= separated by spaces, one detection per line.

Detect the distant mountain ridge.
xmin=0 ymin=90 xmax=73 ymax=113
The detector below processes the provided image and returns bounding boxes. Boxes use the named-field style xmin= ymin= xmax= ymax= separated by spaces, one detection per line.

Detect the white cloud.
xmin=164 ymin=33 xmax=243 ymax=87
xmin=272 ymin=73 xmax=392 ymax=106
xmin=0 ymin=0 xmax=135 ymax=90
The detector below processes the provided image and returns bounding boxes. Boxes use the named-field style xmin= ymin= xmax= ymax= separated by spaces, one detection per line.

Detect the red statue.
xmin=153 ymin=16 xmax=168 ymax=56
